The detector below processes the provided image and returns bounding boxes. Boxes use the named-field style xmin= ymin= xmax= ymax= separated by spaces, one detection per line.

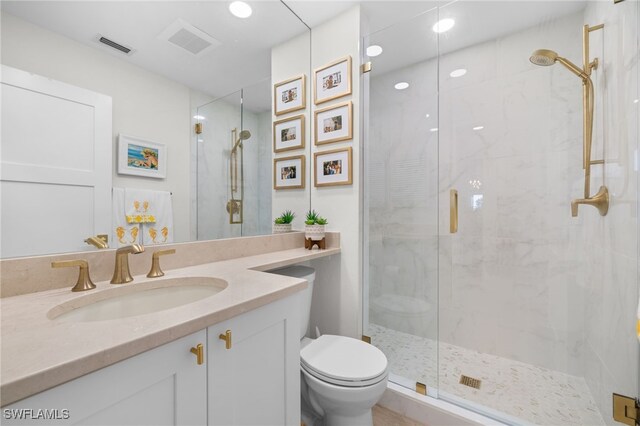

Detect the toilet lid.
xmin=300 ymin=335 xmax=388 ymax=386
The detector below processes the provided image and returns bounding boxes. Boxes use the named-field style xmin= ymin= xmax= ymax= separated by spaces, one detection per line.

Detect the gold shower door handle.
xmin=219 ymin=330 xmax=232 ymax=349
xmin=190 ymin=343 xmax=204 ymax=365
xmin=450 ymin=189 xmax=458 ymax=234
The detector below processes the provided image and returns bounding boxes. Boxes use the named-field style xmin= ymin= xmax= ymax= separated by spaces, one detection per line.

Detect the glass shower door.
xmin=195 ymin=90 xmax=242 ymax=240
xmin=362 ymin=8 xmax=440 ymax=395
xmin=437 ymin=1 xmax=639 ymax=425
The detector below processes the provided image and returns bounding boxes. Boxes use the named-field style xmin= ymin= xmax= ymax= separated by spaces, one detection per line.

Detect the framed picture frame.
xmin=314 ymin=147 xmax=352 ymax=187
xmin=314 ymin=101 xmax=352 ymax=145
xmin=117 ymin=134 xmax=167 ymax=179
xmin=273 ymin=114 xmax=305 ymax=153
xmin=274 ymin=74 xmax=306 ymax=116
xmin=274 ymin=155 xmax=305 ymax=190
xmin=314 ymin=56 xmax=352 ymax=105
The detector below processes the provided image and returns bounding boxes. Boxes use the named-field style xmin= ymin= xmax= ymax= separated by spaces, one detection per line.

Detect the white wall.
xmin=308 ymin=6 xmax=362 ymax=339
xmin=271 ymin=32 xmax=312 ymax=231
xmin=1 ymin=12 xmax=191 ymax=242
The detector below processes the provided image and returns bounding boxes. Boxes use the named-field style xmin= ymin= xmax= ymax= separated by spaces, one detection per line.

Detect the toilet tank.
xmin=269 ymin=265 xmax=315 ymax=339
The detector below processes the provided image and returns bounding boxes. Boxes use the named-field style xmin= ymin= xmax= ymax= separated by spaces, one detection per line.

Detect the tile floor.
xmin=368 ymin=324 xmax=605 ymax=426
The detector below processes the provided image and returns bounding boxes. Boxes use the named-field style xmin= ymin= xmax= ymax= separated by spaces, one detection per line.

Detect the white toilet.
xmin=272 ymin=265 xmax=388 ymax=426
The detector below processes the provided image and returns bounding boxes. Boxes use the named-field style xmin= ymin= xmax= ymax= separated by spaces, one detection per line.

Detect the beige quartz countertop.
xmin=0 ymin=246 xmax=339 ymax=406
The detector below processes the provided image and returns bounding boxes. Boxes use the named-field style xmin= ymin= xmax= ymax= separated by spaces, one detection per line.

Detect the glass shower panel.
xmin=437 ymin=1 xmax=638 ymax=425
xmin=196 ymin=91 xmax=242 ymax=240
xmin=240 ymin=78 xmax=273 ymax=237
xmin=363 ymin=9 xmax=439 ymax=394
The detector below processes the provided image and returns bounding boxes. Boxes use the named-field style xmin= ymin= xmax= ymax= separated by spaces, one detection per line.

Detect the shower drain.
xmin=459 ymin=374 xmax=482 ymax=389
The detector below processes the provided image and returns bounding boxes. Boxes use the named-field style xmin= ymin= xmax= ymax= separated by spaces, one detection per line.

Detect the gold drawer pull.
xmin=219 ymin=330 xmax=232 ymax=349
xmin=190 ymin=343 xmax=204 ymax=365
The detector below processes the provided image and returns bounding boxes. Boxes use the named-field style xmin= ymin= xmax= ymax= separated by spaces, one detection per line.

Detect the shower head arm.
xmin=555 ymin=57 xmax=588 ymax=81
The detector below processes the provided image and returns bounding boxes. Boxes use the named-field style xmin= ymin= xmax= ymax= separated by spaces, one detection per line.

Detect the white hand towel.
xmin=141 ymin=191 xmax=173 ymax=246
xmin=124 ymin=188 xmax=157 ymax=224
xmin=112 ymin=188 xmax=142 ymax=248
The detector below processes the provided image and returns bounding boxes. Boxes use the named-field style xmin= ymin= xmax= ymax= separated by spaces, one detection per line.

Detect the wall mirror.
xmin=0 ymin=1 xmax=311 ymax=258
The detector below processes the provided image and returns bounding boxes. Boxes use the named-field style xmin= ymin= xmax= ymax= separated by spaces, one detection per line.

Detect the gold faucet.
xmin=51 ymin=259 xmax=96 ymax=292
xmin=111 ymin=244 xmax=144 ymax=284
xmin=147 ymin=249 xmax=176 ymax=278
xmin=85 ymin=234 xmax=109 ymax=249
xmin=571 ymin=186 xmax=609 ymax=217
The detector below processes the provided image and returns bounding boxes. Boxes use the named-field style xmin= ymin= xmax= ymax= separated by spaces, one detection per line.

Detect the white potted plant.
xmin=304 ymin=210 xmax=327 ymax=241
xmin=273 ymin=210 xmax=295 ymax=233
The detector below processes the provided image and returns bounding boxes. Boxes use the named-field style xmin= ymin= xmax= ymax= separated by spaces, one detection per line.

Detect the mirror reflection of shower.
xmin=228 ymin=128 xmax=252 ymax=224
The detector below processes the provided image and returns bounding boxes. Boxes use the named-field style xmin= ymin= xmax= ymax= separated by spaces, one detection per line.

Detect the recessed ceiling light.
xmin=193 ymin=115 xmax=205 ymax=120
xmin=473 ymin=126 xmax=484 ymax=130
xmin=450 ymin=68 xmax=467 ymax=78
xmin=425 ymin=113 xmax=430 ymax=118
xmin=433 ymin=18 xmax=455 ymax=33
xmin=197 ymin=138 xmax=204 ymax=143
xmin=366 ymin=45 xmax=383 ymax=57
xmin=430 ymin=128 xmax=438 ymax=132
xmin=229 ymin=1 xmax=252 ymax=18
xmin=394 ymin=82 xmax=409 ymax=90
xmin=634 ymin=99 xmax=639 ymax=104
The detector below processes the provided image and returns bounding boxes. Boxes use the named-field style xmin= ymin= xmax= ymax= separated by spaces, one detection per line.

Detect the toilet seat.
xmin=300 ymin=335 xmax=388 ymax=388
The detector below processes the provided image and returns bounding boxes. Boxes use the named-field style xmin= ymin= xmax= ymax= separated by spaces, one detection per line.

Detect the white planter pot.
xmin=273 ymin=223 xmax=292 ymax=234
xmin=305 ymin=224 xmax=325 ymax=241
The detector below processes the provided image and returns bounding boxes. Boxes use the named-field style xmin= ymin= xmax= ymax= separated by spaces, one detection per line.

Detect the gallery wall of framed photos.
xmin=311 ymin=55 xmax=353 ymax=188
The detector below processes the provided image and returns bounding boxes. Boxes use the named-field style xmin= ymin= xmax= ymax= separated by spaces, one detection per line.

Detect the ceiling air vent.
xmin=158 ymin=19 xmax=221 ymax=57
xmin=95 ymin=35 xmax=134 ymax=55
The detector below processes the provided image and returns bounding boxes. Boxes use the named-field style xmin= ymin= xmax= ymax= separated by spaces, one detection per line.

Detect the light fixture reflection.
xmin=425 ymin=113 xmax=430 ymax=118
xmin=450 ymin=68 xmax=467 ymax=78
xmin=366 ymin=45 xmax=383 ymax=57
xmin=394 ymin=82 xmax=409 ymax=90
xmin=473 ymin=126 xmax=484 ymax=131
xmin=433 ymin=18 xmax=455 ymax=33
xmin=194 ymin=115 xmax=205 ymax=120
xmin=229 ymin=1 xmax=252 ymax=18
xmin=430 ymin=128 xmax=438 ymax=132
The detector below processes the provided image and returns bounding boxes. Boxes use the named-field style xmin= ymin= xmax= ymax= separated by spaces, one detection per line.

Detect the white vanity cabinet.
xmin=3 ymin=293 xmax=301 ymax=426
xmin=3 ymin=330 xmax=208 ymax=425
xmin=208 ymin=293 xmax=301 ymax=426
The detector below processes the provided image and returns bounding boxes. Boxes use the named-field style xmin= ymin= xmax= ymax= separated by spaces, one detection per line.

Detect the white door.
xmin=0 ymin=65 xmax=112 ymax=258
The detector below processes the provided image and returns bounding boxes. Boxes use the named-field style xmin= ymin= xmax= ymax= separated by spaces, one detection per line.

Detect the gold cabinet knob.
xmin=190 ymin=343 xmax=204 ymax=365
xmin=51 ymin=259 xmax=96 ymax=292
xmin=147 ymin=249 xmax=176 ymax=278
xmin=219 ymin=330 xmax=232 ymax=350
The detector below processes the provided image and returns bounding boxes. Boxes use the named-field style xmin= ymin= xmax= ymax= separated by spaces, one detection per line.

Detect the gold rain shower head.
xmin=529 ymin=49 xmax=558 ymax=66
xmin=529 ymin=48 xmax=588 ymax=80
xmin=231 ymin=130 xmax=252 ymax=154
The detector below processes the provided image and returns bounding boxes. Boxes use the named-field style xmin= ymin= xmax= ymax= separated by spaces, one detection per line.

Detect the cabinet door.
xmin=208 ymin=294 xmax=300 ymax=426
xmin=3 ymin=331 xmax=207 ymax=426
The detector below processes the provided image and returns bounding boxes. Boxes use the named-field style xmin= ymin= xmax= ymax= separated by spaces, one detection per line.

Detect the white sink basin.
xmin=48 ymin=277 xmax=227 ymax=322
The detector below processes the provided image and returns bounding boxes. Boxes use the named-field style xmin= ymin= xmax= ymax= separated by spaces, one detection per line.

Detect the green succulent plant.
xmin=304 ymin=210 xmax=327 ymax=225
xmin=305 ymin=210 xmax=319 ymax=225
xmin=274 ymin=210 xmax=295 ymax=225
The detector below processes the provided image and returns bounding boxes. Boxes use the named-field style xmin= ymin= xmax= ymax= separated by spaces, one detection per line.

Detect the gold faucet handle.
xmin=147 ymin=249 xmax=176 ymax=278
xmin=51 ymin=260 xmax=96 ymax=292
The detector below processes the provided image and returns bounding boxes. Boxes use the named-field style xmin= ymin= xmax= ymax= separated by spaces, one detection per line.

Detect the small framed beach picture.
xmin=315 ymin=101 xmax=352 ymax=145
xmin=274 ymin=114 xmax=305 ymax=153
xmin=314 ymin=147 xmax=352 ymax=187
xmin=274 ymin=74 xmax=306 ymax=116
xmin=274 ymin=155 xmax=305 ymax=190
xmin=314 ymin=56 xmax=351 ymax=105
xmin=117 ymin=134 xmax=167 ymax=179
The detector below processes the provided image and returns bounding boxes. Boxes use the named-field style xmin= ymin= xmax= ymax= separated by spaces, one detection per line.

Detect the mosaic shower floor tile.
xmin=368 ymin=324 xmax=604 ymax=426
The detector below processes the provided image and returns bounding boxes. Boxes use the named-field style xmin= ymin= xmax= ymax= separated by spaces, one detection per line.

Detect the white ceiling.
xmin=1 ymin=1 xmax=588 ymax=111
